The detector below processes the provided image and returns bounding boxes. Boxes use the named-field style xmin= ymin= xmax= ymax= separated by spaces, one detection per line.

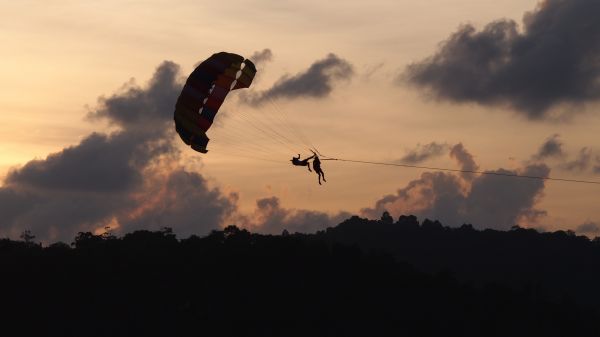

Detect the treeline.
xmin=316 ymin=213 xmax=600 ymax=306
xmin=0 ymin=219 xmax=598 ymax=336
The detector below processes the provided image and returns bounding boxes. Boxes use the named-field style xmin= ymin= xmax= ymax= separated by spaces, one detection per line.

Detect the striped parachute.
xmin=174 ymin=52 xmax=256 ymax=153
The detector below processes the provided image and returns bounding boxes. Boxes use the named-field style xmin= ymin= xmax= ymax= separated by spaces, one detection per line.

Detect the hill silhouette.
xmin=317 ymin=213 xmax=600 ymax=306
xmin=1 ymin=215 xmax=598 ymax=336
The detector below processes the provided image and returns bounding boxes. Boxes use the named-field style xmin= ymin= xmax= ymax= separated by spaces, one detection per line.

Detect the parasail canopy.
xmin=174 ymin=52 xmax=256 ymax=153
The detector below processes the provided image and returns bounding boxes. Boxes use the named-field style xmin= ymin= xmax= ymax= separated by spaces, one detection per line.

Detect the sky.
xmin=1 ymin=0 xmax=600 ymax=242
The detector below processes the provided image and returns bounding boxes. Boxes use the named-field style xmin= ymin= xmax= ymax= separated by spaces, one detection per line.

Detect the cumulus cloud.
xmin=249 ymin=48 xmax=273 ymax=65
xmin=120 ymin=169 xmax=238 ymax=238
xmin=234 ymin=196 xmax=351 ymax=235
xmin=0 ymin=62 xmax=235 ymax=242
xmin=402 ymin=0 xmax=600 ymax=119
xmin=242 ymin=53 xmax=354 ymax=105
xmin=5 ymin=132 xmax=159 ymax=193
xmin=362 ymin=143 xmax=548 ymax=230
xmin=535 ymin=134 xmax=564 ymax=160
xmin=531 ymin=136 xmax=597 ymax=174
xmin=450 ymin=143 xmax=480 ymax=181
xmin=398 ymin=142 xmax=449 ymax=164
xmin=562 ymin=147 xmax=592 ymax=172
xmin=88 ymin=61 xmax=181 ymax=128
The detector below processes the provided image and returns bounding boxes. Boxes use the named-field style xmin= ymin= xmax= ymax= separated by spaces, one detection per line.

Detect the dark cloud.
xmin=531 ymin=135 xmax=596 ymax=174
xmin=464 ymin=164 xmax=548 ymax=228
xmin=5 ymin=132 xmax=155 ymax=193
xmin=362 ymin=144 xmax=548 ymax=230
xmin=562 ymin=147 xmax=592 ymax=171
xmin=398 ymin=142 xmax=449 ymax=164
xmin=535 ymin=134 xmax=564 ymax=159
xmin=119 ymin=169 xmax=238 ymax=238
xmin=88 ymin=61 xmax=182 ymax=129
xmin=242 ymin=53 xmax=354 ymax=105
xmin=249 ymin=48 xmax=273 ymax=65
xmin=0 ymin=61 xmax=234 ymax=242
xmin=450 ymin=143 xmax=479 ymax=181
xmin=5 ymin=61 xmax=181 ymax=192
xmin=576 ymin=221 xmax=600 ymax=235
xmin=237 ymin=196 xmax=351 ymax=235
xmin=402 ymin=0 xmax=600 ymax=119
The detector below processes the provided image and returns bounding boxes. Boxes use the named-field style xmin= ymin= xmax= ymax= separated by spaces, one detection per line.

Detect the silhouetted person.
xmin=291 ymin=153 xmax=315 ymax=172
xmin=312 ymin=152 xmax=326 ymax=185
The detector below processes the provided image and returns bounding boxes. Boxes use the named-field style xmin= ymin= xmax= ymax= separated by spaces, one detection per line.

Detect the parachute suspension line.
xmin=232 ymin=109 xmax=300 ymax=153
xmin=211 ymin=133 xmax=280 ymax=158
xmin=210 ymin=128 xmax=288 ymax=158
xmin=320 ymin=157 xmax=600 ymax=185
xmin=259 ymin=102 xmax=306 ymax=150
xmin=230 ymin=105 xmax=295 ymax=148
xmin=266 ymin=97 xmax=316 ymax=152
xmin=220 ymin=106 xmax=298 ymax=154
xmin=211 ymin=97 xmax=319 ymax=161
xmin=268 ymin=97 xmax=315 ymax=149
xmin=204 ymin=146 xmax=289 ymax=165
xmin=311 ymin=147 xmax=327 ymax=158
xmin=208 ymin=116 xmax=282 ymax=156
xmin=213 ymin=136 xmax=287 ymax=161
xmin=211 ymin=114 xmax=291 ymax=157
xmin=264 ymin=98 xmax=314 ymax=151
xmin=235 ymin=107 xmax=301 ymax=151
xmin=210 ymin=121 xmax=290 ymax=158
xmin=210 ymin=128 xmax=292 ymax=162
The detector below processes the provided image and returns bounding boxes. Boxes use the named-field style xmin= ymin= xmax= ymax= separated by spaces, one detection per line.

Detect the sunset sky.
xmin=2 ymin=0 xmax=599 ymax=242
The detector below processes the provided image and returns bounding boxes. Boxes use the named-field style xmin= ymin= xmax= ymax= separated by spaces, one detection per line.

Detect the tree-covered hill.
xmin=1 ymin=218 xmax=598 ymax=337
xmin=317 ymin=214 xmax=600 ymax=306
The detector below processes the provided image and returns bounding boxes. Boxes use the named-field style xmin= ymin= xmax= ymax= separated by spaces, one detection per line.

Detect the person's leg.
xmin=321 ymin=170 xmax=326 ymax=182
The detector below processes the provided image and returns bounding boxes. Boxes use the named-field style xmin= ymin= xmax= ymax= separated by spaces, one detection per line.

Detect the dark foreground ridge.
xmin=1 ymin=216 xmax=599 ymax=337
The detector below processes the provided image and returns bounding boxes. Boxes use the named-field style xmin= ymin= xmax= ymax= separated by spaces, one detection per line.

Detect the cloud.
xmin=531 ymin=136 xmax=596 ymax=174
xmin=0 ymin=59 xmax=356 ymax=242
xmin=119 ymin=169 xmax=238 ymax=238
xmin=398 ymin=142 xmax=449 ymax=164
xmin=234 ymin=196 xmax=351 ymax=235
xmin=402 ymin=0 xmax=600 ymax=119
xmin=242 ymin=53 xmax=354 ymax=105
xmin=0 ymin=61 xmax=235 ymax=242
xmin=450 ymin=143 xmax=479 ymax=181
xmin=535 ymin=134 xmax=564 ymax=159
xmin=576 ymin=221 xmax=600 ymax=235
xmin=562 ymin=147 xmax=592 ymax=171
xmin=5 ymin=132 xmax=158 ymax=193
xmin=362 ymin=144 xmax=548 ymax=230
xmin=465 ymin=164 xmax=548 ymax=228
xmin=249 ymin=48 xmax=273 ymax=65
xmin=88 ymin=61 xmax=181 ymax=129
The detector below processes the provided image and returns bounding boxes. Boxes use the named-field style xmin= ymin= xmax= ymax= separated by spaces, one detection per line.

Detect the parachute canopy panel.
xmin=174 ymin=52 xmax=256 ymax=153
